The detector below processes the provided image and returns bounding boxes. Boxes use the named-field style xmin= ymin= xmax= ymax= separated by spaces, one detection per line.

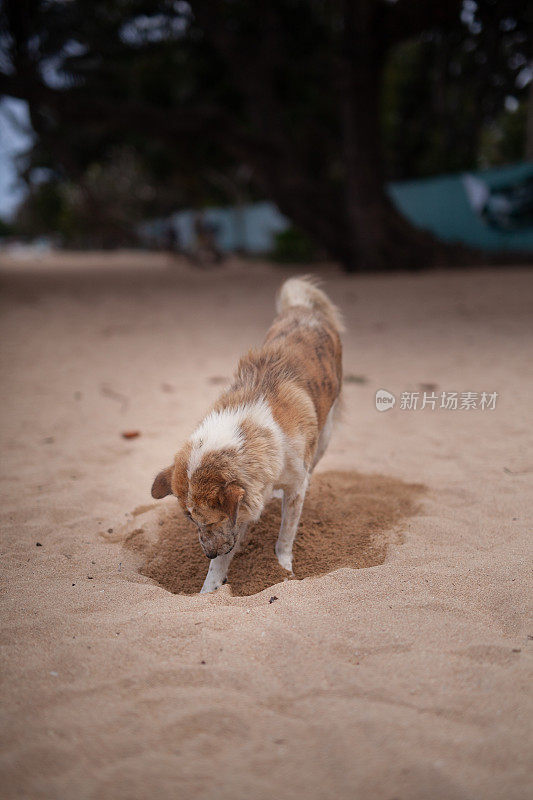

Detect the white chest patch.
xmin=187 ymin=398 xmax=282 ymax=478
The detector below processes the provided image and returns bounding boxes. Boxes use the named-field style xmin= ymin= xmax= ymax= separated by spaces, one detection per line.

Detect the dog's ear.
xmin=219 ymin=482 xmax=244 ymax=526
xmin=151 ymin=465 xmax=174 ymax=499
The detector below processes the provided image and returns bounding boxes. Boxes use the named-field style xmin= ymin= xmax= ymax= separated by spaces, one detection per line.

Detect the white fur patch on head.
xmin=187 ymin=398 xmax=282 ymax=479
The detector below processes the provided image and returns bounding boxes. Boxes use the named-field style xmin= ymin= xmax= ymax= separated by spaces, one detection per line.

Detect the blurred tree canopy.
xmin=0 ymin=0 xmax=531 ymax=269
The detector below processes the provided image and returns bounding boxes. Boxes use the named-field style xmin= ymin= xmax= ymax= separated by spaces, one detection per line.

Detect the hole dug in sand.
xmin=120 ymin=471 xmax=423 ymax=597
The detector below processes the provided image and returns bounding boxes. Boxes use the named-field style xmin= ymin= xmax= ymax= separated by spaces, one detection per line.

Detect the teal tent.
xmin=389 ymin=162 xmax=533 ymax=253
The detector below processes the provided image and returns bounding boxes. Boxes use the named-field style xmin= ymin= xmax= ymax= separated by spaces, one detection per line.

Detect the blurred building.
xmin=138 ymin=201 xmax=288 ymax=255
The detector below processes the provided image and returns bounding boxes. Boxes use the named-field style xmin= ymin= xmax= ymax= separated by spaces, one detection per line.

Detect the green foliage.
xmin=15 ymin=181 xmax=66 ymax=238
xmin=15 ymin=147 xmax=159 ymax=246
xmin=479 ymin=103 xmax=528 ymax=166
xmin=382 ymin=1 xmax=531 ymax=180
xmin=271 ymin=227 xmax=317 ymax=263
xmin=0 ymin=217 xmax=14 ymax=236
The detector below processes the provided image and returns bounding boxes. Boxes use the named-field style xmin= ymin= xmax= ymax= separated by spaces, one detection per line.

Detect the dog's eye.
xmin=185 ymin=511 xmax=201 ymax=528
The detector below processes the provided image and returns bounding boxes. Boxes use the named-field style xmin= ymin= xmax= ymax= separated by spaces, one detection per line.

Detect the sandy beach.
xmin=0 ymin=252 xmax=531 ymax=799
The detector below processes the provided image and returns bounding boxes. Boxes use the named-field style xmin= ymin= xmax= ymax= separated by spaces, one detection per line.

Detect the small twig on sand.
xmin=100 ymin=383 xmax=129 ymax=414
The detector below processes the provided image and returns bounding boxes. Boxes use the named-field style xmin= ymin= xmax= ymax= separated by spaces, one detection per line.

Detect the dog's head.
xmin=151 ymin=449 xmax=245 ymax=559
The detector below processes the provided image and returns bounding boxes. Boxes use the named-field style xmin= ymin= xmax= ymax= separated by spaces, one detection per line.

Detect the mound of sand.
xmin=113 ymin=471 xmax=423 ymax=596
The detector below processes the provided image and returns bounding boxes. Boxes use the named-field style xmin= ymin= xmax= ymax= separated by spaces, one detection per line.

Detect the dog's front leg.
xmin=200 ymin=551 xmax=235 ymax=594
xmin=275 ymin=475 xmax=309 ymax=574
xmin=200 ymin=524 xmax=248 ymax=593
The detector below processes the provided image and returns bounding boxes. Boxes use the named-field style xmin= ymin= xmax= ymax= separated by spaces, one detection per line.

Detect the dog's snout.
xmin=200 ymin=531 xmax=235 ymax=560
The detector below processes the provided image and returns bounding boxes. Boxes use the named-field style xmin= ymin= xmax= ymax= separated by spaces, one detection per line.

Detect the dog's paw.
xmin=200 ymin=580 xmax=219 ymax=594
xmin=200 ymin=576 xmax=229 ymax=593
xmin=275 ymin=546 xmax=293 ymax=573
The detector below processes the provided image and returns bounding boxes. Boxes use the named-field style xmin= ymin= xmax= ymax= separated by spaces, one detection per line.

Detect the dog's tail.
xmin=276 ymin=275 xmax=344 ymax=333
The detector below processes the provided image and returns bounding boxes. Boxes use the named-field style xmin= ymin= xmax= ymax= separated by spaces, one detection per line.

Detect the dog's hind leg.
xmin=200 ymin=523 xmax=248 ymax=593
xmin=275 ymin=474 xmax=309 ymax=574
xmin=311 ymin=401 xmax=336 ymax=472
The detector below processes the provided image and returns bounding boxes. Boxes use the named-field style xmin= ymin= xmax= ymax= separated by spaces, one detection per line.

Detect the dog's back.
xmin=210 ymin=276 xmax=343 ymax=471
xmin=269 ymin=275 xmax=343 ymax=429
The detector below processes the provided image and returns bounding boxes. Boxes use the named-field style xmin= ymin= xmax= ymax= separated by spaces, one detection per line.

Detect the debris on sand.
xmin=121 ymin=430 xmax=140 ymax=439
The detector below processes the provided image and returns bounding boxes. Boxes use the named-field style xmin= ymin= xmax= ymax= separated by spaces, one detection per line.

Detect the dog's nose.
xmin=204 ymin=548 xmax=219 ymax=560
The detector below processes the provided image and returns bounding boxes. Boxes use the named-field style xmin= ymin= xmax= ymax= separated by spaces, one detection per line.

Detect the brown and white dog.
xmin=151 ymin=277 xmax=343 ymax=592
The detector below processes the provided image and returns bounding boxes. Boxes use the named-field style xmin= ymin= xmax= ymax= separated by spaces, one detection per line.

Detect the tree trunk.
xmin=338 ymin=0 xmax=456 ymax=271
